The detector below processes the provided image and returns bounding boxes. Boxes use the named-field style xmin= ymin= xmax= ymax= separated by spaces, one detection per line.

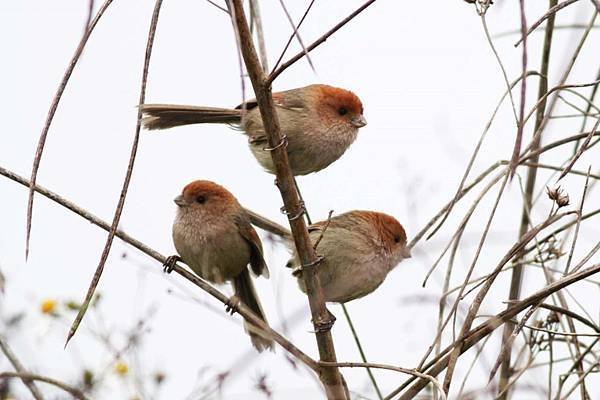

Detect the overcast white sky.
xmin=1 ymin=0 xmax=599 ymax=399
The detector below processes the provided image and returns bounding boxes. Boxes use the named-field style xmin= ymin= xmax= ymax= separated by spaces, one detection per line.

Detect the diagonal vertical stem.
xmin=508 ymin=0 xmax=529 ymax=178
xmin=26 ymin=0 xmax=115 ymax=260
xmin=498 ymin=1 xmax=557 ymax=397
xmin=341 ymin=304 xmax=383 ymax=399
xmin=248 ymin=0 xmax=268 ymax=71
xmin=65 ymin=0 xmax=164 ymax=346
xmin=228 ymin=1 xmax=347 ymax=398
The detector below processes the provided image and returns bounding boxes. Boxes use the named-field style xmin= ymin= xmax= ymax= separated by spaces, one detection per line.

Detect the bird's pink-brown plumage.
xmin=141 ymin=84 xmax=367 ymax=176
xmin=171 ymin=180 xmax=272 ymax=351
xmin=288 ymin=210 xmax=410 ymax=303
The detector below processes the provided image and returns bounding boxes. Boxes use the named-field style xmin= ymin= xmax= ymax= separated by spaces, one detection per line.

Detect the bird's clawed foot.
xmin=163 ymin=255 xmax=182 ymax=274
xmin=312 ymin=307 xmax=336 ymax=332
xmin=225 ymin=296 xmax=240 ymax=315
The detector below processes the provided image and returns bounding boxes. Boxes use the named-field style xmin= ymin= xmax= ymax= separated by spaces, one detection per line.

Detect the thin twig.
xmin=489 ymin=300 xmax=545 ymax=382
xmin=83 ymin=0 xmax=95 ymax=33
xmin=564 ymin=167 xmax=591 ymax=274
xmin=508 ymin=0 xmax=529 ymax=179
xmin=538 ymin=303 xmax=600 ymax=332
xmin=320 ymin=361 xmax=447 ymax=400
xmin=523 ymin=324 xmax=600 ymax=337
xmin=26 ymin=0 xmax=115 ymax=260
xmin=529 ymin=11 xmax=598 ymax=142
xmin=206 ymin=0 xmax=229 ymax=13
xmin=499 ymin=3 xmax=558 ymax=393
xmin=276 ymin=0 xmax=315 ymax=73
xmin=0 ymin=165 xmax=320 ymax=373
xmin=426 ymin=71 xmax=541 ymax=240
xmin=226 ymin=1 xmax=248 ymax=117
xmin=494 ymin=23 xmax=600 ymax=38
xmin=408 ymin=161 xmax=504 ymax=250
xmin=312 ymin=210 xmax=334 ymax=251
xmin=555 ymin=338 xmax=600 ymax=399
xmin=65 ymin=0 xmax=164 ymax=346
xmin=268 ymin=0 xmax=377 ymax=84
xmin=481 ymin=15 xmax=519 ymax=124
xmin=509 ymin=161 xmax=600 ymax=180
xmin=423 ymin=171 xmax=505 ymax=289
xmin=574 ymin=66 xmax=600 ymax=151
xmin=388 ymin=262 xmax=600 ymax=400
xmin=0 ymin=336 xmax=45 ymax=400
xmin=243 ymin=208 xmax=292 ymax=240
xmin=249 ymin=0 xmax=268 ymax=71
xmin=271 ymin=0 xmax=316 ymax=73
xmin=0 ymin=372 xmax=88 ymax=400
xmin=443 ymin=211 xmax=574 ymax=394
xmin=514 ymin=0 xmax=579 ymax=47
xmin=558 ymin=352 xmax=600 ymax=399
xmin=228 ymin=1 xmax=347 ymax=397
xmin=558 ymin=118 xmax=600 ymax=181
xmin=340 ymin=305 xmax=383 ymax=400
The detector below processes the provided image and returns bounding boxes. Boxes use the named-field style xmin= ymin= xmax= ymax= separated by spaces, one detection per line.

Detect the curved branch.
xmin=229 ymin=1 xmax=347 ymax=397
xmin=243 ymin=208 xmax=292 ymax=240
xmin=26 ymin=0 xmax=115 ymax=259
xmin=387 ymin=262 xmax=600 ymax=400
xmin=267 ymin=0 xmax=377 ymax=84
xmin=66 ymin=0 xmax=163 ymax=346
xmin=0 ymin=165 xmax=319 ymax=373
xmin=0 ymin=337 xmax=45 ymax=400
xmin=0 ymin=372 xmax=87 ymax=400
xmin=320 ymin=361 xmax=446 ymax=400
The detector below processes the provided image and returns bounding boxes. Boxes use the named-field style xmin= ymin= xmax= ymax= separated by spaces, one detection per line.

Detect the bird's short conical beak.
xmin=402 ymin=247 xmax=412 ymax=259
xmin=351 ymin=115 xmax=367 ymax=128
xmin=174 ymin=195 xmax=186 ymax=207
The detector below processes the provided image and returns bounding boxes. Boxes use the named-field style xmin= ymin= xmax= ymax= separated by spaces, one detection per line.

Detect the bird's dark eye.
xmin=196 ymin=195 xmax=206 ymax=204
xmin=394 ymin=235 xmax=401 ymax=243
xmin=338 ymin=107 xmax=348 ymax=116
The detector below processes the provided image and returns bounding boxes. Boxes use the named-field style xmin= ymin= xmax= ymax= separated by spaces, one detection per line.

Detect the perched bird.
xmin=164 ymin=180 xmax=273 ymax=351
xmin=287 ymin=211 xmax=411 ymax=304
xmin=141 ymin=84 xmax=367 ymax=176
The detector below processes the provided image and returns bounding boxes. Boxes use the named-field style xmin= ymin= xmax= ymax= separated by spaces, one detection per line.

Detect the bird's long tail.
xmin=140 ymin=104 xmax=242 ymax=130
xmin=232 ymin=269 xmax=274 ymax=352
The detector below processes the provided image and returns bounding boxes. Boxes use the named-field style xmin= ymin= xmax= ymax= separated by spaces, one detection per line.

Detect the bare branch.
xmin=0 ymin=336 xmax=45 ymax=400
xmin=507 ymin=0 xmax=529 ymax=179
xmin=514 ymin=0 xmax=579 ymax=47
xmin=321 ymin=361 xmax=446 ymax=400
xmin=389 ymin=262 xmax=600 ymax=400
xmin=0 ymin=372 xmax=88 ymax=400
xmin=558 ymin=118 xmax=600 ymax=181
xmin=500 ymin=1 xmax=557 ymax=394
xmin=212 ymin=1 xmax=348 ymax=397
xmin=271 ymin=0 xmax=316 ymax=73
xmin=444 ymin=211 xmax=575 ymax=393
xmin=268 ymin=0 xmax=377 ymax=84
xmin=0 ymin=165 xmax=319 ymax=373
xmin=26 ymin=0 xmax=115 ymax=260
xmin=249 ymin=0 xmax=268 ymax=70
xmin=276 ymin=0 xmax=315 ymax=73
xmin=66 ymin=0 xmax=164 ymax=346
xmin=243 ymin=208 xmax=292 ymax=240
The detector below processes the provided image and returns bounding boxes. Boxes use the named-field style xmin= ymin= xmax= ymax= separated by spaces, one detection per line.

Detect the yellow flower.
xmin=114 ymin=361 xmax=129 ymax=376
xmin=40 ymin=299 xmax=57 ymax=314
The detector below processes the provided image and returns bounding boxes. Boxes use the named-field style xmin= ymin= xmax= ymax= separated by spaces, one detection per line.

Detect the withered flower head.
xmin=546 ymin=186 xmax=570 ymax=208
xmin=546 ymin=312 xmax=560 ymax=325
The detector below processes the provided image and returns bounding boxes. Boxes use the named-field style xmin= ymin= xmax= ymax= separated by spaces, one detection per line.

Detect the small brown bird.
xmin=165 ymin=180 xmax=273 ymax=351
xmin=140 ymin=84 xmax=366 ymax=176
xmin=287 ymin=211 xmax=411 ymax=304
